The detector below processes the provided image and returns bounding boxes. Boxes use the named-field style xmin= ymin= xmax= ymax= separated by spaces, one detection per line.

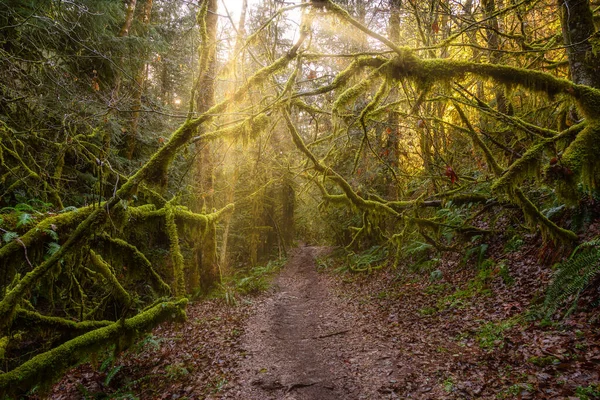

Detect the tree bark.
xmin=194 ymin=0 xmax=220 ymax=293
xmin=124 ymin=0 xmax=153 ymax=160
xmin=559 ymin=0 xmax=600 ymax=88
xmin=119 ymin=0 xmax=137 ymax=37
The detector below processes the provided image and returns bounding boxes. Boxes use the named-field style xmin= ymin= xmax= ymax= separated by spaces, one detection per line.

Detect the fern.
xmin=46 ymin=242 xmax=61 ymax=257
xmin=16 ymin=212 xmax=34 ymax=228
xmin=44 ymin=228 xmax=59 ymax=241
xmin=544 ymin=237 xmax=600 ymax=318
xmin=2 ymin=231 xmax=18 ymax=244
xmin=104 ymin=365 xmax=123 ymax=386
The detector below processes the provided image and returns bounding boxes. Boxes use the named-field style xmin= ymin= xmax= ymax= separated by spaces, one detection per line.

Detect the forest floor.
xmin=50 ymin=242 xmax=600 ymax=399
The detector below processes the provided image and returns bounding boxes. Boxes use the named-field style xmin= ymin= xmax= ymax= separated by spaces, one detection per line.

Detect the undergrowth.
xmin=544 ymin=236 xmax=600 ymax=319
xmin=216 ymin=258 xmax=287 ymax=305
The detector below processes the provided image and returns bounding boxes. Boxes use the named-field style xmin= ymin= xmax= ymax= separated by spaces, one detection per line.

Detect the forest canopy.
xmin=1 ymin=0 xmax=600 ymax=395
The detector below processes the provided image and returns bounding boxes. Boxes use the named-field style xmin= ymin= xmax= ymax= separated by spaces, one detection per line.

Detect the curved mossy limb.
xmin=199 ymin=113 xmax=270 ymax=143
xmin=313 ymin=179 xmax=352 ymax=208
xmin=0 ymin=299 xmax=187 ymax=397
xmin=333 ymin=65 xmax=386 ymax=116
xmin=174 ymin=203 xmax=235 ymax=227
xmin=454 ymin=103 xmax=504 ymax=177
xmin=95 ymin=234 xmax=171 ymax=296
xmin=88 ymin=250 xmax=132 ymax=308
xmin=512 ymin=189 xmax=577 ymax=243
xmin=283 ymin=110 xmax=399 ymax=217
xmin=293 ymin=56 xmax=387 ymax=99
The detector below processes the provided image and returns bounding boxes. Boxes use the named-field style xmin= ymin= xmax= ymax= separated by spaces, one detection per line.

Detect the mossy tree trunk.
xmin=193 ymin=0 xmax=220 ymax=293
xmin=124 ymin=0 xmax=153 ymax=160
xmin=559 ymin=0 xmax=600 ymax=89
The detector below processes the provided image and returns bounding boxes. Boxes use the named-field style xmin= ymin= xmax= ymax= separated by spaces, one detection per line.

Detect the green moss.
xmin=89 ymin=250 xmax=132 ymax=307
xmin=0 ymin=336 xmax=8 ymax=359
xmin=573 ymin=85 xmax=600 ymax=120
xmin=0 ymin=205 xmax=94 ymax=267
xmin=0 ymin=299 xmax=187 ymax=397
xmin=13 ymin=309 xmax=112 ymax=331
xmin=492 ymin=140 xmax=547 ymax=192
xmin=562 ymin=122 xmax=600 ymax=192
xmin=201 ymin=113 xmax=271 ymax=144
xmin=455 ymin=103 xmax=503 ymax=177
xmin=333 ymin=67 xmax=382 ymax=115
xmin=303 ymin=56 xmax=387 ymax=98
xmin=96 ymin=234 xmax=171 ymax=295
xmin=0 ymin=206 xmax=109 ymax=330
xmin=165 ymin=204 xmax=185 ymax=297
xmin=513 ymin=189 xmax=577 ymax=243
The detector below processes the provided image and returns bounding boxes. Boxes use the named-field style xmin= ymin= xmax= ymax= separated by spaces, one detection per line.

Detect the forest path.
xmin=221 ymin=246 xmax=397 ymax=400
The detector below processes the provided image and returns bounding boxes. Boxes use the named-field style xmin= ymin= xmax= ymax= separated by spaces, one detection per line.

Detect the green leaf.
xmin=46 ymin=242 xmax=61 ymax=256
xmin=14 ymin=203 xmax=35 ymax=212
xmin=104 ymin=365 xmax=123 ymax=386
xmin=16 ymin=213 xmax=34 ymax=228
xmin=2 ymin=231 xmax=18 ymax=244
xmin=44 ymin=229 xmax=59 ymax=241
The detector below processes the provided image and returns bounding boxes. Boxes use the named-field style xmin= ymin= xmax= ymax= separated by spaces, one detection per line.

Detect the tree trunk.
xmin=119 ymin=0 xmax=137 ymax=37
xmin=124 ymin=0 xmax=153 ymax=160
xmin=194 ymin=0 xmax=220 ymax=293
xmin=559 ymin=0 xmax=600 ymax=88
xmin=385 ymin=0 xmax=402 ymax=199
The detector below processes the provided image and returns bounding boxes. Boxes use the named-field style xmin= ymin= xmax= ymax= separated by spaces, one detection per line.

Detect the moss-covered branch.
xmin=13 ymin=309 xmax=113 ymax=331
xmin=0 ymin=299 xmax=188 ymax=396
xmin=0 ymin=27 xmax=310 ymax=327
xmin=0 ymin=205 xmax=94 ymax=265
xmin=454 ymin=103 xmax=504 ymax=177
xmin=165 ymin=203 xmax=186 ymax=297
xmin=513 ymin=189 xmax=578 ymax=242
xmin=283 ymin=110 xmax=400 ymax=216
xmin=89 ymin=250 xmax=132 ymax=307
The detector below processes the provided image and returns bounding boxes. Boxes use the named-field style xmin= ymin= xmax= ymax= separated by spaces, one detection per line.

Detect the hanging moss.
xmin=561 ymin=122 xmax=600 ymax=192
xmin=493 ymin=123 xmax=586 ymax=195
xmin=333 ymin=66 xmax=385 ymax=115
xmin=165 ymin=204 xmax=185 ymax=297
xmin=492 ymin=140 xmax=547 ymax=193
xmin=0 ymin=299 xmax=187 ymax=397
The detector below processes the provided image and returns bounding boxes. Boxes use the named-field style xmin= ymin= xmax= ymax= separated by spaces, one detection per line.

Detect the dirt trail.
xmin=222 ymin=246 xmax=398 ymax=400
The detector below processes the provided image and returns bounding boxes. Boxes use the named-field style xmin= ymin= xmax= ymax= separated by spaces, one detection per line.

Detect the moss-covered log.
xmin=0 ymin=299 xmax=187 ymax=397
xmin=13 ymin=309 xmax=113 ymax=331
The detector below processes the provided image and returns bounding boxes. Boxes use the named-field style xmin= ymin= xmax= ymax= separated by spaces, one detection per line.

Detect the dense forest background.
xmin=1 ymin=0 xmax=600 ymax=396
